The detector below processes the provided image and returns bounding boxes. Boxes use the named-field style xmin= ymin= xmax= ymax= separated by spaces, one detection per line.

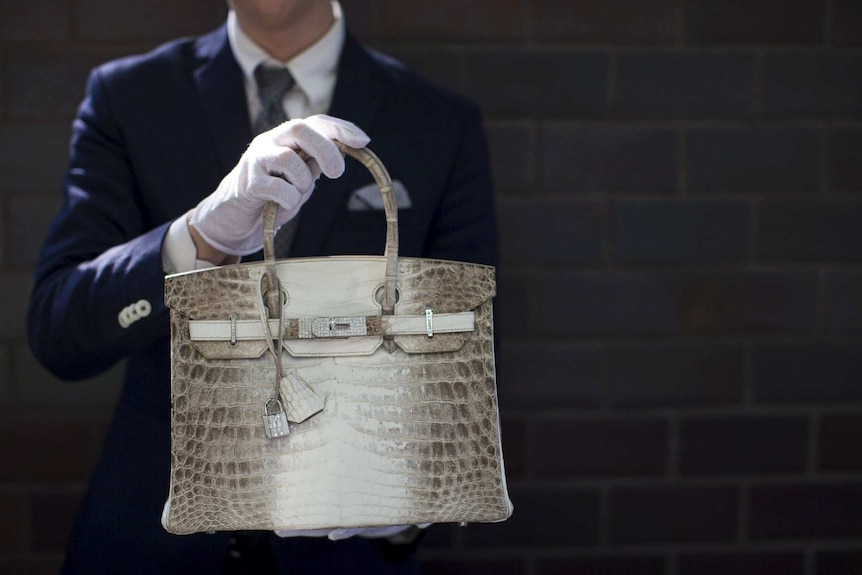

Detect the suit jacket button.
xmin=136 ymin=299 xmax=152 ymax=318
xmin=118 ymin=306 xmax=130 ymax=328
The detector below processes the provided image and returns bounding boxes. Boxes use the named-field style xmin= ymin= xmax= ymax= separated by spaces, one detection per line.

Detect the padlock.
xmin=263 ymin=398 xmax=289 ymax=439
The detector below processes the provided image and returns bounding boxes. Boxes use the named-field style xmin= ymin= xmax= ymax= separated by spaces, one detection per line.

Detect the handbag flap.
xmin=166 ymin=256 xmax=496 ymax=358
xmin=166 ymin=257 xmax=495 ymax=317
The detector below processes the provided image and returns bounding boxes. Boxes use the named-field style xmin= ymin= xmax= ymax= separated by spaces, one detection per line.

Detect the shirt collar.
xmin=227 ymin=2 xmax=345 ymax=112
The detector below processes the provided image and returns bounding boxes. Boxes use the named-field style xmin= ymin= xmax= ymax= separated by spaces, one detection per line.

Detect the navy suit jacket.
xmin=27 ymin=25 xmax=496 ymax=575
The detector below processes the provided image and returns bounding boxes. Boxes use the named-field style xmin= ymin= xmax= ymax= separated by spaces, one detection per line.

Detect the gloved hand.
xmin=274 ymin=524 xmax=429 ymax=542
xmin=188 ymin=114 xmax=370 ymax=256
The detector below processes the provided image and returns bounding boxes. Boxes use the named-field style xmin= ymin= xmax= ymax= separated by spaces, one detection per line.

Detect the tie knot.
xmin=254 ymin=65 xmax=295 ymax=106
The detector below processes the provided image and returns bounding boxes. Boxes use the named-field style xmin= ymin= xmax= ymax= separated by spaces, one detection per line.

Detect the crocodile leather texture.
xmin=161 ymin=147 xmax=512 ymax=534
xmin=162 ymin=258 xmax=511 ymax=533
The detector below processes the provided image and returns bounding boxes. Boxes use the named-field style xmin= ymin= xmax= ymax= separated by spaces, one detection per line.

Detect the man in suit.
xmin=27 ymin=0 xmax=497 ymax=573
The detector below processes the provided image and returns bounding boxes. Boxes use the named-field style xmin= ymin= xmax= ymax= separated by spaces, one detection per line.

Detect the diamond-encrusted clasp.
xmin=300 ymin=316 xmax=367 ymax=338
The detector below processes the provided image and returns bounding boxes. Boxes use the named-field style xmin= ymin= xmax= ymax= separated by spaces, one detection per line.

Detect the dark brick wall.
xmin=1 ymin=1 xmax=860 ymax=573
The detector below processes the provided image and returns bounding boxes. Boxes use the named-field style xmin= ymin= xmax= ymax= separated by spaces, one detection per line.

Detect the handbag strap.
xmin=189 ymin=311 xmax=477 ymax=341
xmin=258 ymin=145 xmax=397 ymax=419
xmin=261 ymin=143 xmax=398 ymax=315
xmin=257 ymin=272 xmax=285 ymax=405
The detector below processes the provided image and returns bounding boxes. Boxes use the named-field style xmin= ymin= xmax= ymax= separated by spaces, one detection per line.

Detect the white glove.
xmin=274 ymin=524 xmax=430 ymax=542
xmin=188 ymin=114 xmax=370 ymax=256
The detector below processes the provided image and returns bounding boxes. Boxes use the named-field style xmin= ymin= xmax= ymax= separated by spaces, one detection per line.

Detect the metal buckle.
xmin=425 ymin=309 xmax=434 ymax=337
xmin=229 ymin=314 xmax=238 ymax=346
xmin=300 ymin=316 xmax=367 ymax=338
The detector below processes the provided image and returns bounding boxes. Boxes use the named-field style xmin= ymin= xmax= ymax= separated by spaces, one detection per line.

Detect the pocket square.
xmin=346 ymin=180 xmax=412 ymax=211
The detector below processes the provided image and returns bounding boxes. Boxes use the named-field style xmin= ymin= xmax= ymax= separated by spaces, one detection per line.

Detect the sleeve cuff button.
xmin=118 ymin=299 xmax=151 ymax=328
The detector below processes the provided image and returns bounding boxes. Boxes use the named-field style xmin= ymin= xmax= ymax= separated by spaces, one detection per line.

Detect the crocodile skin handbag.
xmin=161 ymin=145 xmax=513 ymax=534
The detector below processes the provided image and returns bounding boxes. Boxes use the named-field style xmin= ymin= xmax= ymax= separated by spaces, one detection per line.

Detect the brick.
xmin=763 ymin=53 xmax=862 ymax=120
xmin=827 ymin=270 xmax=862 ymax=333
xmin=9 ymin=196 xmax=61 ymax=266
xmin=536 ymin=0 xmax=678 ymax=44
xmin=0 ymin=493 xmax=29 ymax=552
xmin=499 ymin=199 xmax=606 ymax=269
xmin=497 ymin=343 xmax=603 ymax=408
xmin=0 ymin=125 xmax=72 ymax=194
xmin=819 ymin=415 xmax=862 ymax=472
xmin=462 ymin=487 xmax=600 ymax=547
xmin=608 ymin=343 xmax=744 ymax=407
xmin=0 ymin=558 xmax=64 ymax=575
xmin=687 ymin=0 xmax=825 ymax=44
xmin=833 ymin=0 xmax=862 ymax=46
xmin=610 ymin=486 xmax=738 ymax=544
xmin=754 ymin=344 xmax=862 ymax=403
xmin=30 ymin=492 xmax=82 ymax=552
xmin=519 ymin=271 xmax=678 ymax=338
xmin=533 ymin=418 xmax=668 ymax=478
xmin=0 ymin=273 xmax=34 ymax=339
xmin=678 ymin=271 xmax=818 ymax=335
xmin=0 ymin=46 xmax=6 ymax=119
xmin=679 ymin=416 xmax=808 ymax=475
xmin=0 ymin=196 xmax=5 ymax=265
xmin=14 ymin=346 xmax=124 ymax=410
xmin=76 ymin=0 xmax=226 ymax=42
xmin=463 ymin=50 xmax=608 ymax=119
xmin=485 ymin=122 xmax=534 ymax=196
xmin=421 ymin=559 xmax=524 ymax=575
xmin=376 ymin=0 xmax=528 ymax=42
xmin=750 ymin=483 xmax=862 ymax=539
xmin=499 ymin=271 xmax=679 ymax=339
xmin=758 ymin=200 xmax=862 ymax=262
xmin=613 ymin=200 xmax=749 ymax=265
xmin=678 ymin=553 xmax=805 ymax=575
xmin=0 ymin=421 xmax=92 ymax=481
xmin=8 ymin=47 xmax=129 ymax=119
xmin=371 ymin=46 xmax=464 ymax=94
xmin=542 ymin=126 xmax=677 ymax=195
xmin=496 ymin=272 xmax=531 ymax=339
xmin=817 ymin=551 xmax=862 ymax=574
xmin=616 ymin=52 xmax=753 ymax=120
xmin=830 ymin=129 xmax=862 ymax=192
xmin=687 ymin=128 xmax=820 ymax=195
xmin=538 ymin=556 xmax=665 ymax=575
xmin=0 ymin=346 xmax=10 ymax=408
xmin=0 ymin=0 xmax=70 ymax=40
xmin=499 ymin=418 xmax=527 ymax=480
xmin=338 ymin=0 xmax=376 ymax=41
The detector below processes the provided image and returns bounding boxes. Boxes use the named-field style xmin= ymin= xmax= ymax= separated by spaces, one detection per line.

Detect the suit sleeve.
xmin=423 ymin=104 xmax=498 ymax=268
xmin=27 ymin=68 xmax=173 ymax=381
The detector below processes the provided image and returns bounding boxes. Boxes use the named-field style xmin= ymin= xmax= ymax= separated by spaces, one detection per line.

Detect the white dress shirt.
xmin=229 ymin=3 xmax=344 ymax=122
xmin=162 ymin=2 xmax=345 ymax=274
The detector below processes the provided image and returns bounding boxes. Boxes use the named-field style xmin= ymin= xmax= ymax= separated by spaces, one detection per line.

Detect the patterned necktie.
xmin=253 ymin=64 xmax=293 ymax=133
xmin=253 ymin=64 xmax=299 ymax=257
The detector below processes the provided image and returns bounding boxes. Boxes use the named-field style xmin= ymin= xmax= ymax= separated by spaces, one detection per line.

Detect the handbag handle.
xmin=261 ymin=143 xmax=398 ymax=314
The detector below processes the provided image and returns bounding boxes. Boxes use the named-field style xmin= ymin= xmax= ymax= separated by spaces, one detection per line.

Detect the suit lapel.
xmin=193 ymin=26 xmax=252 ymax=175
xmin=292 ymin=34 xmax=390 ymax=256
